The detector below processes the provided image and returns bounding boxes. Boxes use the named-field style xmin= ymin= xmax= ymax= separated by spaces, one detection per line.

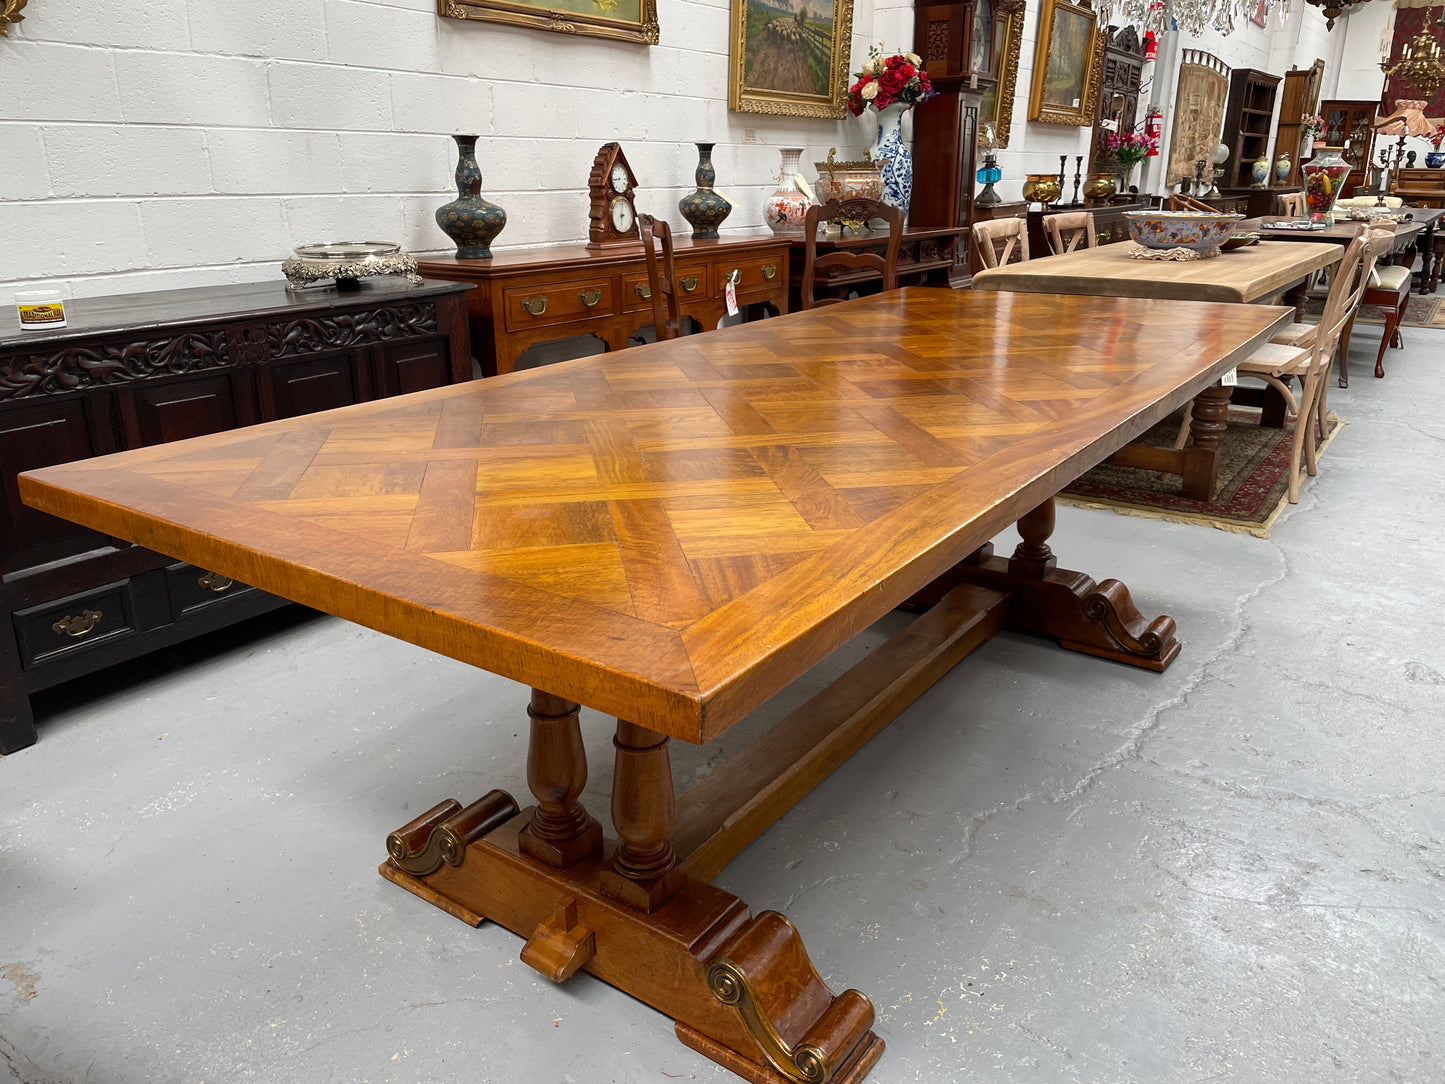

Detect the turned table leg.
xmin=599 ymin=719 xmax=686 ymax=913
xmin=1181 ymin=382 xmax=1230 ymax=501
xmin=518 ymin=689 xmax=603 ymax=868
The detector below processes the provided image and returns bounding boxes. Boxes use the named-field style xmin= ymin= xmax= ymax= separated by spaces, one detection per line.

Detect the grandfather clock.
xmin=909 ymin=0 xmax=995 ymax=284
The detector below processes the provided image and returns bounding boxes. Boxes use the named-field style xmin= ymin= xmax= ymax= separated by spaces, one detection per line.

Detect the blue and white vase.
xmin=869 ymin=101 xmax=913 ymax=215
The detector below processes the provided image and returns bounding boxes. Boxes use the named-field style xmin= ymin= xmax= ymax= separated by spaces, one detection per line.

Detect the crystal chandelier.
xmin=1381 ymin=8 xmax=1445 ymax=99
xmin=1095 ymin=0 xmax=1360 ymax=37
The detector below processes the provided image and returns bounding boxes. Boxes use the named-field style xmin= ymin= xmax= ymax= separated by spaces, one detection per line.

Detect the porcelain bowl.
xmin=1123 ymin=211 xmax=1246 ymax=253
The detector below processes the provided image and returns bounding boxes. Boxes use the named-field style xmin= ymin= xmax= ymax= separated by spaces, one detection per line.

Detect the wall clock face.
xmin=610 ymin=164 xmax=630 ymax=193
xmin=609 ymin=196 xmax=635 ymax=233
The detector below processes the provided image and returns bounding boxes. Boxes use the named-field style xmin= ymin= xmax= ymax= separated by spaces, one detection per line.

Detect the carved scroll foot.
xmin=521 ymin=897 xmax=596 ymax=983
xmin=385 ymin=790 xmax=519 ymax=876
xmin=679 ymin=911 xmax=884 ymax=1084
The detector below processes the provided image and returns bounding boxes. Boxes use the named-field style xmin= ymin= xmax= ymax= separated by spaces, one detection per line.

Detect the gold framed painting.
xmin=728 ymin=0 xmax=855 ymax=118
xmin=1027 ymin=0 xmax=1103 ymax=127
xmin=439 ymin=0 xmax=658 ymax=46
xmin=978 ymin=0 xmax=1026 ymax=147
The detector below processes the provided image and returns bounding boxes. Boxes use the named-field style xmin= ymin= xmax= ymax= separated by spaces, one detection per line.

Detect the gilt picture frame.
xmin=979 ymin=0 xmax=1026 ymax=147
xmin=1027 ymin=0 xmax=1103 ymax=127
xmin=439 ymin=0 xmax=658 ymax=46
xmin=728 ymin=0 xmax=855 ymax=119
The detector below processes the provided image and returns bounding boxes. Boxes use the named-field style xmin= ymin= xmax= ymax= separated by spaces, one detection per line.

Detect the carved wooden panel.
xmin=0 ymin=332 xmax=230 ymax=402
xmin=266 ymin=304 xmax=439 ymax=358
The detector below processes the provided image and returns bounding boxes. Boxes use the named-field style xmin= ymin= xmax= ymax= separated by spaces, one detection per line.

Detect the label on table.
xmin=724 ymin=278 xmax=739 ymax=317
xmin=1221 ymin=368 xmax=1238 ymax=386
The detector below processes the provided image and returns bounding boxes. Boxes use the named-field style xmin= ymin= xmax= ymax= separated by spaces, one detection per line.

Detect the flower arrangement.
xmin=1301 ymin=113 xmax=1325 ymax=143
xmin=846 ymin=47 xmax=934 ymax=116
xmin=1106 ymin=130 xmax=1157 ymax=169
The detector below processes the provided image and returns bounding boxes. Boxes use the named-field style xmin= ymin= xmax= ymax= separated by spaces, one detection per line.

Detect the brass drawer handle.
xmin=725 ymin=269 xmax=740 ymax=286
xmin=578 ymin=288 xmax=603 ymax=308
xmin=635 ymin=282 xmax=652 ymax=299
xmin=761 ymin=264 xmax=778 ymax=280
xmin=680 ymin=275 xmax=699 ymax=292
xmin=198 ymin=571 xmax=234 ymax=593
xmin=520 ymin=296 xmax=548 ymax=316
xmin=53 ymin=609 xmax=102 ymax=638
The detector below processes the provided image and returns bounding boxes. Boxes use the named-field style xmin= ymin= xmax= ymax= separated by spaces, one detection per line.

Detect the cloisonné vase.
xmin=869 ymin=101 xmax=913 ymax=213
xmin=678 ymin=142 xmax=732 ymax=240
xmin=435 ymin=134 xmax=507 ymax=259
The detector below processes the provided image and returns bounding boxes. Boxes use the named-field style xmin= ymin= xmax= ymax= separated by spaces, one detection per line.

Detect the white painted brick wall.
xmin=0 ymin=0 xmax=1353 ymax=306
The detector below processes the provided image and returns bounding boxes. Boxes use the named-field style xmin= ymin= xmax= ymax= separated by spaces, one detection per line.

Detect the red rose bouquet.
xmin=846 ymin=47 xmax=934 ymax=117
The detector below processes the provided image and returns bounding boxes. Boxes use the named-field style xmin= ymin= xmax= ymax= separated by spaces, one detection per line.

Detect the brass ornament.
xmin=707 ymin=961 xmax=831 ymax=1083
xmin=1 ymin=0 xmax=27 ymax=37
xmin=385 ymin=791 xmax=519 ymax=877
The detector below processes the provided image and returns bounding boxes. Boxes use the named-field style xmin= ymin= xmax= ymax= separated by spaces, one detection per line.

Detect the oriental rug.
xmin=1060 ymin=408 xmax=1345 ymax=538
xmin=1300 ymin=293 xmax=1443 ymax=328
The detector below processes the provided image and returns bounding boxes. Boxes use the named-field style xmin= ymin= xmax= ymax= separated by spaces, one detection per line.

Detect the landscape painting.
xmin=1027 ymin=0 xmax=1102 ymax=126
xmin=729 ymin=0 xmax=854 ymax=118
xmin=439 ymin=0 xmax=658 ymax=46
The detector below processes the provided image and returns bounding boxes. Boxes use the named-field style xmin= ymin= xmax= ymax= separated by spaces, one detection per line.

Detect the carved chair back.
xmin=1043 ymin=211 xmax=1097 ymax=255
xmin=971 ymin=216 xmax=1029 ymax=269
xmin=800 ymin=199 xmax=904 ymax=310
xmin=638 ymin=214 xmax=684 ymax=341
xmin=1275 ymin=191 xmax=1309 ymax=217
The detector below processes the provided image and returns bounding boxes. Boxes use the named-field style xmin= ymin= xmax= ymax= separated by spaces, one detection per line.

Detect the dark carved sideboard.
xmin=0 ymin=278 xmax=473 ymax=752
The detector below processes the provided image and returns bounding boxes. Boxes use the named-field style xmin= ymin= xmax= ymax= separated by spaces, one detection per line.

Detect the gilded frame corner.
xmin=1027 ymin=0 xmax=1103 ymax=127
xmin=1 ymin=0 xmax=28 ymax=37
xmin=727 ymin=0 xmax=855 ymax=119
xmin=440 ymin=0 xmax=659 ymax=46
xmin=985 ymin=0 xmax=1026 ymax=148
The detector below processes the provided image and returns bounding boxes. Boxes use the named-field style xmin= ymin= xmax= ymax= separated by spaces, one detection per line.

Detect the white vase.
xmin=868 ymin=101 xmax=913 ymax=213
xmin=763 ymin=147 xmax=812 ymax=235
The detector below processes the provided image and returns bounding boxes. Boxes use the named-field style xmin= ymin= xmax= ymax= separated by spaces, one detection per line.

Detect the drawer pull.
xmin=635 ymin=282 xmax=652 ymax=300
xmin=725 ymin=269 xmax=741 ymax=286
xmin=520 ymin=296 xmax=548 ymax=316
xmin=578 ymin=288 xmax=603 ymax=308
xmin=680 ymin=275 xmax=699 ymax=292
xmin=761 ymin=264 xmax=778 ymax=280
xmin=198 ymin=571 xmax=234 ymax=593
xmin=53 ymin=609 xmax=103 ymax=638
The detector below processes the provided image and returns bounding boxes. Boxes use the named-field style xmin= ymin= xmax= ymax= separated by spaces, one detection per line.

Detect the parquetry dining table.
xmin=971 ymin=239 xmax=1341 ymax=500
xmin=20 ymin=286 xmax=1290 ymax=1084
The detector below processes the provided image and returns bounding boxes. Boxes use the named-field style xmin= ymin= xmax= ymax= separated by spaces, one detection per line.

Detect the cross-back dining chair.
xmin=1169 ymin=193 xmax=1218 ymax=212
xmin=799 ymin=198 xmax=903 ymax=310
xmin=1175 ymin=226 xmax=1392 ymax=503
xmin=972 ymin=215 xmax=1029 ymax=269
xmin=1043 ymin=211 xmax=1097 ymax=255
xmin=638 ymin=213 xmax=684 ymax=341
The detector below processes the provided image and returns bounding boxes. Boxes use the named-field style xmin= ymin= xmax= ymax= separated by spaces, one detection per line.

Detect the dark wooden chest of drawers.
xmin=0 ymin=278 xmax=473 ymax=752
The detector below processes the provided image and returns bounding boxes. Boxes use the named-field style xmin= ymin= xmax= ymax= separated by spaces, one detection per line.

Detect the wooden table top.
xmin=1236 ymin=217 xmax=1425 ymax=244
xmin=418 ymin=230 xmax=786 ymax=276
xmin=970 ymin=240 xmax=1341 ymax=303
xmin=20 ymin=288 xmax=1288 ymax=744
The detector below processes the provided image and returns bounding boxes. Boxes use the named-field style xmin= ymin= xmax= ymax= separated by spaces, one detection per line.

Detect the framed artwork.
xmin=1027 ymin=0 xmax=1103 ymax=127
xmin=439 ymin=0 xmax=658 ymax=46
xmin=1248 ymin=0 xmax=1267 ymax=26
xmin=728 ymin=0 xmax=855 ymax=118
xmin=978 ymin=0 xmax=1026 ymax=147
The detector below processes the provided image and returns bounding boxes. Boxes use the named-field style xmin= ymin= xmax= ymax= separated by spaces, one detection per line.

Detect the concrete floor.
xmin=2 ymin=327 xmax=1443 ymax=1084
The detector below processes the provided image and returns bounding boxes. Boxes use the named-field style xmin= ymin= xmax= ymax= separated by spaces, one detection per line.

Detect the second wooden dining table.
xmin=19 ymin=287 xmax=1290 ymax=1084
xmin=971 ymin=239 xmax=1342 ymax=499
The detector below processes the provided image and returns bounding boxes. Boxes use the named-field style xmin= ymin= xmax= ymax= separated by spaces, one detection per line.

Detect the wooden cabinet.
xmin=0 ymin=278 xmax=473 ymax=752
xmin=1320 ymin=99 xmax=1380 ymax=197
xmin=1090 ymin=27 xmax=1145 ymax=175
xmin=1275 ymin=60 xmax=1326 ymax=187
xmin=1222 ymin=68 xmax=1281 ymax=190
xmin=419 ymin=234 xmax=788 ymax=376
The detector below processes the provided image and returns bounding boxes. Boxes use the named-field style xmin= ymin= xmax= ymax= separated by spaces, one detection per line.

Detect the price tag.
xmin=724 ymin=271 xmax=739 ymax=316
xmin=1221 ymin=368 xmax=1237 ymax=386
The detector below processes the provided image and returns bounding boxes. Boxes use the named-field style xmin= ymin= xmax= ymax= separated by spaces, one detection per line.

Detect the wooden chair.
xmin=1175 ymin=228 xmax=1391 ymax=503
xmin=638 ymin=213 xmax=684 ymax=341
xmin=1043 ymin=211 xmax=1096 ymax=255
xmin=1275 ymin=191 xmax=1308 ymax=218
xmin=971 ymin=216 xmax=1029 ymax=269
xmin=1359 ymin=258 xmax=1413 ymax=379
xmin=800 ymin=198 xmax=903 ymax=310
